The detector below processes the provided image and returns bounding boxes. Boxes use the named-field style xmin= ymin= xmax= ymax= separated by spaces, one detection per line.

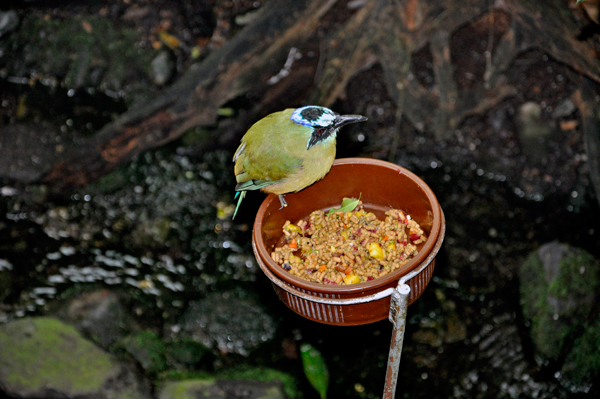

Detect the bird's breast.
xmin=262 ymin=140 xmax=336 ymax=195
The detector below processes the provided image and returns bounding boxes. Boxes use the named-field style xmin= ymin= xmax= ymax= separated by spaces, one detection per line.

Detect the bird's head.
xmin=290 ymin=106 xmax=367 ymax=150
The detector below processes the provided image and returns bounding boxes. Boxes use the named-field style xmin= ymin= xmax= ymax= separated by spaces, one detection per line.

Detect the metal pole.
xmin=382 ymin=283 xmax=411 ymax=399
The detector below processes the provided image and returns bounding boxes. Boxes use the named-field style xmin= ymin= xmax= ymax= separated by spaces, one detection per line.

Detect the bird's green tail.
xmin=232 ymin=191 xmax=246 ymax=220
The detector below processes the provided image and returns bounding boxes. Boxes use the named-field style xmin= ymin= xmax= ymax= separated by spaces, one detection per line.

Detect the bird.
xmin=232 ymin=105 xmax=367 ymax=219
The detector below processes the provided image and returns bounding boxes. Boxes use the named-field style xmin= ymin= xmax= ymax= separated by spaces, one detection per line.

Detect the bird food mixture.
xmin=270 ymin=201 xmax=427 ymax=285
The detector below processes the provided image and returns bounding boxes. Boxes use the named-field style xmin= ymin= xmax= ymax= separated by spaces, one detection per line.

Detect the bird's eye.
xmin=318 ymin=128 xmax=325 ymax=134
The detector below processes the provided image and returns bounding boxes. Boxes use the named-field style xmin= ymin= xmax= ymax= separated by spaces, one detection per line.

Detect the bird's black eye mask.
xmin=307 ymin=126 xmax=334 ymax=149
xmin=289 ymin=106 xmax=345 ymax=150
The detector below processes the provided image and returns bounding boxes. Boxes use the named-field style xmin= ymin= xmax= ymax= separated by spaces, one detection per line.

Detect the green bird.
xmin=232 ymin=105 xmax=367 ymax=219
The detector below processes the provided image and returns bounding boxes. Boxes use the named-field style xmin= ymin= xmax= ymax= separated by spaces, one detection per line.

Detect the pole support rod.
xmin=382 ymin=283 xmax=411 ymax=399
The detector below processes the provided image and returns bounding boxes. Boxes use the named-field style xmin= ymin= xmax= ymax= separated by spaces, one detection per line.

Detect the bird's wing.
xmin=234 ymin=179 xmax=274 ymax=192
xmin=233 ymin=141 xmax=246 ymax=163
xmin=234 ymin=110 xmax=307 ymax=188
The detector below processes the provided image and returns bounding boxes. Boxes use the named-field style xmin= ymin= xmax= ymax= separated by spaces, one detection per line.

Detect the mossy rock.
xmin=165 ymin=337 xmax=212 ymax=368
xmin=519 ymin=242 xmax=600 ymax=391
xmin=117 ymin=331 xmax=168 ymax=375
xmin=158 ymin=379 xmax=285 ymax=399
xmin=53 ymin=288 xmax=141 ymax=349
xmin=559 ymin=314 xmax=600 ymax=392
xmin=115 ymin=332 xmax=212 ymax=376
xmin=0 ymin=317 xmax=149 ymax=398
xmin=158 ymin=367 xmax=299 ymax=399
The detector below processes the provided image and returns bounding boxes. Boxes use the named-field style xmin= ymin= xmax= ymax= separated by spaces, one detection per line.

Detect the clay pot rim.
xmin=252 ymin=157 xmax=443 ymax=294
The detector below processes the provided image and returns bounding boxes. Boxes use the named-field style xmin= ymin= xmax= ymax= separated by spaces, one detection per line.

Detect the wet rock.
xmin=411 ymin=288 xmax=466 ymax=347
xmin=117 ymin=331 xmax=167 ymax=375
xmin=519 ymin=242 xmax=600 ymax=392
xmin=516 ymin=102 xmax=555 ymax=164
xmin=559 ymin=315 xmax=600 ymax=394
xmin=0 ymin=259 xmax=12 ymax=303
xmin=158 ymin=379 xmax=286 ymax=399
xmin=0 ymin=11 xmax=19 ymax=38
xmin=178 ymin=289 xmax=277 ymax=356
xmin=150 ymin=51 xmax=175 ymax=86
xmin=0 ymin=317 xmax=151 ymax=399
xmin=130 ymin=217 xmax=172 ymax=248
xmin=164 ymin=337 xmax=212 ymax=369
xmin=0 ymin=123 xmax=65 ymax=183
xmin=0 ymin=13 xmax=156 ymax=105
xmin=54 ymin=289 xmax=141 ymax=349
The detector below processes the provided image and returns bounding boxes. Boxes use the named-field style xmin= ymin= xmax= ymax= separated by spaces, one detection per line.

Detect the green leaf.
xmin=300 ymin=343 xmax=329 ymax=399
xmin=577 ymin=0 xmax=586 ymax=3
xmin=326 ymin=193 xmax=362 ymax=216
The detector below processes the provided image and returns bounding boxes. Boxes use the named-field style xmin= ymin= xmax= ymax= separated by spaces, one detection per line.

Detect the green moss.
xmin=117 ymin=331 xmax=168 ymax=374
xmin=220 ymin=367 xmax=301 ymax=399
xmin=561 ymin=315 xmax=600 ymax=386
xmin=520 ymin=244 xmax=600 ymax=360
xmin=159 ymin=369 xmax=213 ymax=381
xmin=165 ymin=337 xmax=211 ymax=367
xmin=555 ymin=251 xmax=600 ymax=299
xmin=0 ymin=317 xmax=117 ymax=394
xmin=159 ymin=367 xmax=301 ymax=399
xmin=159 ymin=379 xmax=216 ymax=399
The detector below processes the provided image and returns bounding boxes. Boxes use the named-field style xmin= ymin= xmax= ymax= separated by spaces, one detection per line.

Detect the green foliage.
xmin=326 ymin=194 xmax=362 ymax=216
xmin=300 ymin=343 xmax=329 ymax=399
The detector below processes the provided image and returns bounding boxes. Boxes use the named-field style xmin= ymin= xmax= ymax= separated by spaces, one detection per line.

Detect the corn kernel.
xmin=368 ymin=242 xmax=384 ymax=259
xmin=284 ymin=223 xmax=302 ymax=234
xmin=343 ymin=274 xmax=361 ymax=284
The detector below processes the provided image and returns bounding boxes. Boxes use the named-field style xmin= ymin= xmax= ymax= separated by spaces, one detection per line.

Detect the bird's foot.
xmin=278 ymin=195 xmax=288 ymax=210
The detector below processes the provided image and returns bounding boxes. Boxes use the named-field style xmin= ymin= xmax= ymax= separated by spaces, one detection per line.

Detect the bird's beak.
xmin=333 ymin=114 xmax=368 ymax=129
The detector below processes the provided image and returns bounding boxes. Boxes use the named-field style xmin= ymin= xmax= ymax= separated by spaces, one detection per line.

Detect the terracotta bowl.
xmin=252 ymin=158 xmax=445 ymax=325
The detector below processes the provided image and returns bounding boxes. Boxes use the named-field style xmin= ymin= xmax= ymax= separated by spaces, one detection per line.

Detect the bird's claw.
xmin=278 ymin=195 xmax=288 ymax=210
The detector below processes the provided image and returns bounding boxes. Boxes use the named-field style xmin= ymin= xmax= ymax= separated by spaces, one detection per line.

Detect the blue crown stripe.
xmin=290 ymin=106 xmax=336 ymax=127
